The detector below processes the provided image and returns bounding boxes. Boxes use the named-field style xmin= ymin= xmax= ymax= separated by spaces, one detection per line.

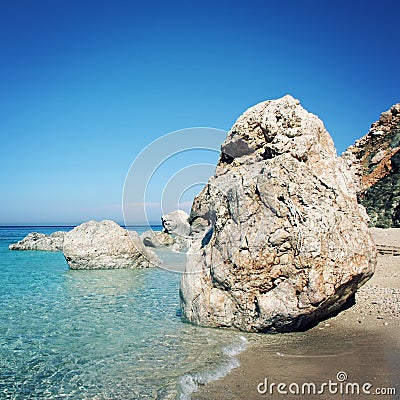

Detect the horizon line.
xmin=0 ymin=223 xmax=164 ymax=228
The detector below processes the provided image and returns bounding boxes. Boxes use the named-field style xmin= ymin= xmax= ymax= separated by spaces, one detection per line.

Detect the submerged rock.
xmin=180 ymin=95 xmax=376 ymax=333
xmin=342 ymin=103 xmax=400 ymax=228
xmin=63 ymin=220 xmax=159 ymax=269
xmin=9 ymin=231 xmax=66 ymax=251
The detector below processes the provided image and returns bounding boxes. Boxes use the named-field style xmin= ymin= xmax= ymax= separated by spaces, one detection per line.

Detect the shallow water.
xmin=0 ymin=226 xmax=246 ymax=400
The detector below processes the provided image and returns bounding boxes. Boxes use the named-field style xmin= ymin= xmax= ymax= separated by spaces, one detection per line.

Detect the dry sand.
xmin=193 ymin=229 xmax=400 ymax=400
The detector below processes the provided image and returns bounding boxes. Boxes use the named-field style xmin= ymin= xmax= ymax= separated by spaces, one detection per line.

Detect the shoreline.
xmin=192 ymin=241 xmax=400 ymax=399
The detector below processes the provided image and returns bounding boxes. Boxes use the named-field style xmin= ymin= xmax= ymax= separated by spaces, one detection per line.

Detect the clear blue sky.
xmin=1 ymin=0 xmax=399 ymax=225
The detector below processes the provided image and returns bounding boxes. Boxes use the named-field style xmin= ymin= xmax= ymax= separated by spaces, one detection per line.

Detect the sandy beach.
xmin=193 ymin=229 xmax=400 ymax=400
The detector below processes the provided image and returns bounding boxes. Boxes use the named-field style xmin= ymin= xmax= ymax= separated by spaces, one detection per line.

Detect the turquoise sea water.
xmin=0 ymin=226 xmax=247 ymax=400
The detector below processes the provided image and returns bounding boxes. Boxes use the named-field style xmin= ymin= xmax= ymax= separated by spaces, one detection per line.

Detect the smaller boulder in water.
xmin=9 ymin=231 xmax=66 ymax=251
xmin=63 ymin=220 xmax=159 ymax=270
xmin=140 ymin=230 xmax=174 ymax=247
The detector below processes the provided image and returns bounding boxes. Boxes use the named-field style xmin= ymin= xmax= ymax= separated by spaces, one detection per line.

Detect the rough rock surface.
xmin=180 ymin=95 xmax=376 ymax=333
xmin=342 ymin=103 xmax=400 ymax=227
xmin=140 ymin=229 xmax=174 ymax=247
xmin=162 ymin=210 xmax=191 ymax=236
xmin=161 ymin=210 xmax=193 ymax=252
xmin=63 ymin=220 xmax=159 ymax=269
xmin=9 ymin=231 xmax=66 ymax=251
xmin=140 ymin=211 xmax=208 ymax=252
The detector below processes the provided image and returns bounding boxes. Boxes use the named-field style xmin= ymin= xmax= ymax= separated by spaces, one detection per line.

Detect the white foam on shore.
xmin=178 ymin=335 xmax=248 ymax=400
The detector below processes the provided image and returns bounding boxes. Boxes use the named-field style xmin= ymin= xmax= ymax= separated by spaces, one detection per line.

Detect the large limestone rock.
xmin=63 ymin=220 xmax=159 ymax=269
xmin=9 ymin=231 xmax=66 ymax=251
xmin=180 ymin=95 xmax=376 ymax=333
xmin=342 ymin=103 xmax=400 ymax=228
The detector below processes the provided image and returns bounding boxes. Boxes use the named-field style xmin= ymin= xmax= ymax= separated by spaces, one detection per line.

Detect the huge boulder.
xmin=180 ymin=95 xmax=376 ymax=333
xmin=342 ymin=103 xmax=400 ymax=228
xmin=63 ymin=220 xmax=159 ymax=269
xmin=9 ymin=231 xmax=66 ymax=251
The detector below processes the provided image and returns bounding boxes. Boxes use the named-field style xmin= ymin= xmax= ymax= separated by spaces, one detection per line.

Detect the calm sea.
xmin=0 ymin=226 xmax=247 ymax=400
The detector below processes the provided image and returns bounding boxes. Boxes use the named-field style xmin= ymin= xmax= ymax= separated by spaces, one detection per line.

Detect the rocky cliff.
xmin=342 ymin=103 xmax=400 ymax=228
xmin=180 ymin=95 xmax=376 ymax=333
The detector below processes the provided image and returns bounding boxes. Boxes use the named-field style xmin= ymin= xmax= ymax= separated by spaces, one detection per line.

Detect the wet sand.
xmin=193 ymin=230 xmax=400 ymax=400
